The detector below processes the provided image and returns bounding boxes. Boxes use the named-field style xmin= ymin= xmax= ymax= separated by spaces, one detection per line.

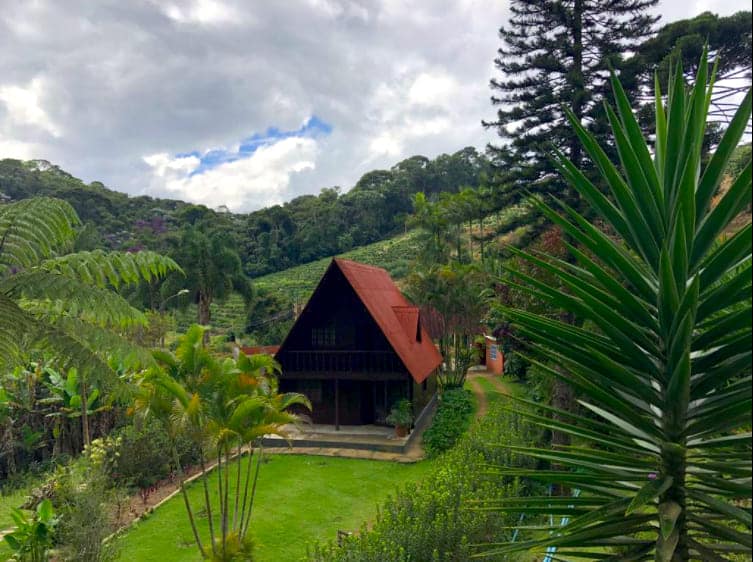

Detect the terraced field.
xmin=253 ymin=230 xmax=422 ymax=304
xmin=172 ymin=231 xmax=423 ymax=336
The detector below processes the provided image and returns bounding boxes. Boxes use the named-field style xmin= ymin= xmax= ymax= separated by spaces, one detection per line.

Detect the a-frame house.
xmin=276 ymin=258 xmax=442 ymax=428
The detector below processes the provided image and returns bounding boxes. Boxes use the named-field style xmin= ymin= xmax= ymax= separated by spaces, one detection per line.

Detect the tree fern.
xmin=0 ymin=197 xmax=181 ymax=376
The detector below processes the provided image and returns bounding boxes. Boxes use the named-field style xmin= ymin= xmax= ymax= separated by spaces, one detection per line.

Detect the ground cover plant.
xmin=484 ymin=52 xmax=752 ymax=560
xmin=422 ymin=387 xmax=475 ymax=457
xmin=113 ymin=454 xmax=433 ymax=561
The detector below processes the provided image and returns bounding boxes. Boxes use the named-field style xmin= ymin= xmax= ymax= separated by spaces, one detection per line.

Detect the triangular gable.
xmin=333 ymin=259 xmax=442 ymax=383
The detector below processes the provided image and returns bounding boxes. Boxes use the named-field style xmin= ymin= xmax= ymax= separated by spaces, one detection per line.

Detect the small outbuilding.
xmin=275 ymin=258 xmax=442 ymax=428
xmin=484 ymin=335 xmax=505 ymax=375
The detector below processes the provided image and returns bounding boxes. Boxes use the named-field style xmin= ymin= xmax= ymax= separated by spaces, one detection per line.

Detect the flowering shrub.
xmin=308 ymin=402 xmax=538 ymax=561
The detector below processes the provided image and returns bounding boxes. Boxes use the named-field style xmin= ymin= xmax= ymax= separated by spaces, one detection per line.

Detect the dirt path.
xmin=466 ymin=374 xmax=489 ymax=419
xmin=486 ymin=374 xmax=512 ymax=396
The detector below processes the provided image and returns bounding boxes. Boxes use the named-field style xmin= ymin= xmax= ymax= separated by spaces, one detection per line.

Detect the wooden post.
xmin=335 ymin=378 xmax=340 ymax=431
xmin=408 ymin=380 xmax=414 ymax=428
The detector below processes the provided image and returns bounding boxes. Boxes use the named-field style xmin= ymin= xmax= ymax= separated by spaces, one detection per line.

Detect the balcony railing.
xmin=279 ymin=350 xmax=404 ymax=373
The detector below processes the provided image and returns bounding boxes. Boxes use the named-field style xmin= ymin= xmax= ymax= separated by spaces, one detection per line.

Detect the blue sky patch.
xmin=177 ymin=116 xmax=332 ymax=176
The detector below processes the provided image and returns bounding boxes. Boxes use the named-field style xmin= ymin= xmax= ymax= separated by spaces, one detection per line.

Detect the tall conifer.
xmin=484 ymin=0 xmax=659 ymax=207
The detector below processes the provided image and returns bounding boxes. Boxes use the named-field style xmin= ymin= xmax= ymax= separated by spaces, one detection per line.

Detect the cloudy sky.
xmin=0 ymin=0 xmax=748 ymax=212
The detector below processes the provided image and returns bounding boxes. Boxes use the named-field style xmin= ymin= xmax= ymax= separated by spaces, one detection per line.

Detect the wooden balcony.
xmin=278 ymin=350 xmax=405 ymax=374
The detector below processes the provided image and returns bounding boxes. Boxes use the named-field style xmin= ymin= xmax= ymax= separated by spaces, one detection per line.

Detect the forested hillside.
xmin=0 ymin=147 xmax=490 ymax=278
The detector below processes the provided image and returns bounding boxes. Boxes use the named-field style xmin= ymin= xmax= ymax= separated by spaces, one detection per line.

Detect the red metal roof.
xmin=241 ymin=345 xmax=280 ymax=356
xmin=333 ymin=258 xmax=443 ymax=383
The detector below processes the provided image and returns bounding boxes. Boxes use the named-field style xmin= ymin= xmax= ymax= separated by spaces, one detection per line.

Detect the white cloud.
xmin=363 ymin=68 xmax=465 ymax=163
xmin=162 ymin=0 xmax=238 ymax=25
xmin=0 ymin=0 xmax=748 ymax=211
xmin=369 ymin=132 xmax=402 ymax=157
xmin=0 ymin=137 xmax=37 ymax=160
xmin=0 ymin=77 xmax=61 ymax=138
xmin=408 ymin=72 xmax=459 ymax=108
xmin=143 ymin=136 xmax=319 ymax=211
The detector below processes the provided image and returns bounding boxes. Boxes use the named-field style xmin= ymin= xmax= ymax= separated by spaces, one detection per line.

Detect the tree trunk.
xmin=198 ymin=292 xmax=211 ymax=344
xmin=199 ymin=448 xmax=217 ymax=556
xmin=242 ymin=445 xmax=264 ymax=539
xmin=479 ymin=216 xmax=485 ymax=262
xmin=569 ymin=0 xmax=585 ymax=172
xmin=198 ymin=292 xmax=211 ymax=325
xmin=81 ymin=380 xmax=90 ymax=448
xmin=551 ymin=309 xmax=576 ymax=496
xmin=172 ymin=446 xmax=206 ymax=558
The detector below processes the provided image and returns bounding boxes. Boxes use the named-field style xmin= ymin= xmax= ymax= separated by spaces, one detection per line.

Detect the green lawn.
xmin=474 ymin=376 xmax=505 ymax=406
xmin=0 ymin=482 xmax=42 ymax=559
xmin=114 ymin=453 xmax=434 ymax=562
xmin=0 ymin=486 xmax=33 ymax=530
xmin=495 ymin=376 xmax=528 ymax=399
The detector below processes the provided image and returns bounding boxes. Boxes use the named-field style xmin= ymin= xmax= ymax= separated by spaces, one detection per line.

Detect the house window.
xmin=311 ymin=323 xmax=336 ymax=347
xmin=490 ymin=344 xmax=498 ymax=360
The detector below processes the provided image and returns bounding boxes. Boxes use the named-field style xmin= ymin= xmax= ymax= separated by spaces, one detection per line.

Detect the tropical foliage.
xmin=405 ymin=263 xmax=489 ymax=388
xmin=485 ymin=53 xmax=752 ymax=560
xmin=134 ymin=325 xmax=310 ymax=560
xmin=3 ymin=499 xmax=56 ymax=562
xmin=162 ymin=226 xmax=251 ymax=328
xmin=421 ymin=388 xmax=474 ymax=458
xmin=0 ymin=197 xmax=180 ymax=385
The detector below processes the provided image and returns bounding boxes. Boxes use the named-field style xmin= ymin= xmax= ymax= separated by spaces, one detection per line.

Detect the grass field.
xmin=0 ymin=482 xmax=43 ymax=558
xmin=114 ymin=453 xmax=434 ymax=562
xmin=0 ymin=487 xmax=32 ymax=531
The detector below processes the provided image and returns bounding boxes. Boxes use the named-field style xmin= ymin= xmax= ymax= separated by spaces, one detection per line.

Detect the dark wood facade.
xmin=276 ymin=260 xmax=439 ymax=427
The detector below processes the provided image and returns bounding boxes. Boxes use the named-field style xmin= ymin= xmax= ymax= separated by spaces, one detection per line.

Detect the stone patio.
xmin=262 ymin=394 xmax=436 ymax=462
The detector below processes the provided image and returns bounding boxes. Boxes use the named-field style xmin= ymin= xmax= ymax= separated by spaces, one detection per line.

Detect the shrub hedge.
xmin=421 ymin=388 xmax=474 ymax=458
xmin=308 ymin=402 xmax=538 ymax=561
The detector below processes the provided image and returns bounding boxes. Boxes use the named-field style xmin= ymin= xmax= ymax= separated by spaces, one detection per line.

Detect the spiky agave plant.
xmin=483 ymin=52 xmax=751 ymax=560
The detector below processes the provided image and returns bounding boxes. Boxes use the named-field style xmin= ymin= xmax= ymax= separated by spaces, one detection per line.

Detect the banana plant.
xmin=485 ymin=50 xmax=751 ymax=561
xmin=40 ymin=367 xmax=109 ymax=450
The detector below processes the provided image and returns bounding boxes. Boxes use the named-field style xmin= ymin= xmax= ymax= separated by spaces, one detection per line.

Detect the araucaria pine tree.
xmin=485 ymin=0 xmax=659 ymax=206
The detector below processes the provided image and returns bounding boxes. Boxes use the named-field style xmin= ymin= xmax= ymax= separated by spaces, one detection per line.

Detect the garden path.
xmin=466 ymin=369 xmax=512 ymax=420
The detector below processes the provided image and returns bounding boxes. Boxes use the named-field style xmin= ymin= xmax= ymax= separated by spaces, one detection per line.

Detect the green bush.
xmin=52 ymin=461 xmax=122 ymax=562
xmin=94 ymin=420 xmax=201 ymax=491
xmin=502 ymin=351 xmax=529 ymax=380
xmin=308 ymin=403 xmax=538 ymax=561
xmin=421 ymin=388 xmax=474 ymax=457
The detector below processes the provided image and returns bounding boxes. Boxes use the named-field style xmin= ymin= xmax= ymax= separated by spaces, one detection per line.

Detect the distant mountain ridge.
xmin=0 ymin=147 xmax=490 ymax=277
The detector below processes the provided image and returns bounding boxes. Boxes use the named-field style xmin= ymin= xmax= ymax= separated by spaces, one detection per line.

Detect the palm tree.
xmin=0 ymin=197 xmax=180 ymax=445
xmin=165 ymin=226 xmax=252 ymax=330
xmin=485 ymin=53 xmax=751 ymax=560
xmin=135 ymin=326 xmax=310 ymax=561
xmin=406 ymin=263 xmax=489 ymax=388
